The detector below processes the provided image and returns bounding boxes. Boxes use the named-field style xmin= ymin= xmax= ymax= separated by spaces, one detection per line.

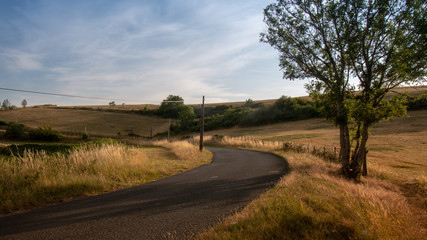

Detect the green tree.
xmin=21 ymin=99 xmax=27 ymax=108
xmin=158 ymin=95 xmax=185 ymax=118
xmin=345 ymin=0 xmax=426 ymax=178
xmin=262 ymin=0 xmax=426 ymax=179
xmin=262 ymin=0 xmax=356 ymax=176
xmin=158 ymin=95 xmax=197 ymax=133
xmin=2 ymin=99 xmax=11 ymax=110
xmin=176 ymin=107 xmax=197 ymax=133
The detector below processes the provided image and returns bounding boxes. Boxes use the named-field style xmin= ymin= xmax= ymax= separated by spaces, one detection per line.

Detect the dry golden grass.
xmin=207 ymin=110 xmax=427 ymax=183
xmin=200 ymin=108 xmax=427 ymax=239
xmin=199 ymin=138 xmax=425 ymax=239
xmin=0 ymin=107 xmax=170 ymax=137
xmin=0 ymin=140 xmax=212 ymax=214
xmin=59 ymin=103 xmax=160 ymax=111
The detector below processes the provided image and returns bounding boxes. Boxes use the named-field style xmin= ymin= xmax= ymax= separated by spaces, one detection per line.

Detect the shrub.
xmin=82 ymin=132 xmax=90 ymax=140
xmin=407 ymin=93 xmax=427 ymax=110
xmin=239 ymin=96 xmax=320 ymax=127
xmin=4 ymin=122 xmax=25 ymax=139
xmin=28 ymin=125 xmax=62 ymax=141
xmin=0 ymin=143 xmax=76 ymax=156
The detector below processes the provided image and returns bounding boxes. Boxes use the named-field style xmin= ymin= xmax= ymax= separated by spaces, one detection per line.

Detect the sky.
xmin=0 ymin=0 xmax=309 ymax=106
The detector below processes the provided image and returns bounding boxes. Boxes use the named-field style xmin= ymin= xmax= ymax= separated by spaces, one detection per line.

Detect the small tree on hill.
xmin=21 ymin=99 xmax=27 ymax=108
xmin=2 ymin=99 xmax=11 ymax=110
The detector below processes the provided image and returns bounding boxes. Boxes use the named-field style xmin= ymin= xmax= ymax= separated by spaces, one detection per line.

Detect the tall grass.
xmin=0 ymin=141 xmax=211 ymax=214
xmin=153 ymin=139 xmax=207 ymax=162
xmin=198 ymin=137 xmax=425 ymax=239
xmin=203 ymin=135 xmax=283 ymax=151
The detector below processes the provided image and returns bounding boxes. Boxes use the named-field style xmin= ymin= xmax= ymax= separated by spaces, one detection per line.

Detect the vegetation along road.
xmin=0 ymin=147 xmax=287 ymax=240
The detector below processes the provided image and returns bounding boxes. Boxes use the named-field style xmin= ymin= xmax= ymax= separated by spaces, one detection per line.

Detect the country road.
xmin=0 ymin=147 xmax=288 ymax=240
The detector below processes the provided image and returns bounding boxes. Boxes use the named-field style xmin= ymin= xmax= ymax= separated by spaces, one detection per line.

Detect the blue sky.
xmin=0 ymin=0 xmax=308 ymax=106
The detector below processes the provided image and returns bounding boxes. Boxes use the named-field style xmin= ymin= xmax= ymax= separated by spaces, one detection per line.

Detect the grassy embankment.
xmin=0 ymin=140 xmax=212 ymax=214
xmin=197 ymin=109 xmax=427 ymax=239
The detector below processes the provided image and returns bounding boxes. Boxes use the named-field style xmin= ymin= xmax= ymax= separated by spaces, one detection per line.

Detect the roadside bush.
xmin=0 ymin=143 xmax=76 ymax=156
xmin=4 ymin=122 xmax=25 ymax=139
xmin=28 ymin=125 xmax=62 ymax=141
xmin=407 ymin=93 xmax=427 ymax=110
xmin=82 ymin=132 xmax=90 ymax=140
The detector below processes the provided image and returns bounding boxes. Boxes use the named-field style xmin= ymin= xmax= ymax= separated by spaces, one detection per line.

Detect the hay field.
xmin=0 ymin=107 xmax=170 ymax=137
xmin=60 ymin=103 xmax=159 ymax=111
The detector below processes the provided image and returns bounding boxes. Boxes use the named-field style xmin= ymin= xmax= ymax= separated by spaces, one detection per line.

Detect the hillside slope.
xmin=0 ymin=107 xmax=169 ymax=137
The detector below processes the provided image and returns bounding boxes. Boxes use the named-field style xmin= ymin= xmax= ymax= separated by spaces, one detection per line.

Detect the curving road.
xmin=0 ymin=147 xmax=287 ymax=240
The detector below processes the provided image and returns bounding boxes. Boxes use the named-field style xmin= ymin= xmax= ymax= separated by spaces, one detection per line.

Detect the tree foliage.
xmin=158 ymin=95 xmax=187 ymax=118
xmin=262 ymin=0 xmax=426 ymax=179
xmin=21 ymin=99 xmax=27 ymax=108
xmin=240 ymin=96 xmax=319 ymax=126
xmin=2 ymin=99 xmax=12 ymax=110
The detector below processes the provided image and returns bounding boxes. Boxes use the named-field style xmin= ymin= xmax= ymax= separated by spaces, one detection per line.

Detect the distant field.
xmin=59 ymin=103 xmax=160 ymax=111
xmin=207 ymin=110 xmax=427 ymax=180
xmin=0 ymin=107 xmax=171 ymax=137
xmin=198 ymin=85 xmax=427 ymax=107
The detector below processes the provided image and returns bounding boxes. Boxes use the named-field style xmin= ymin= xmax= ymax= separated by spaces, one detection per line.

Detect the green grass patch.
xmin=367 ymin=144 xmax=403 ymax=152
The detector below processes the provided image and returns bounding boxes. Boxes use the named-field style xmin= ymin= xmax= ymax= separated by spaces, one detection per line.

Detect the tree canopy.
xmin=262 ymin=0 xmax=426 ymax=179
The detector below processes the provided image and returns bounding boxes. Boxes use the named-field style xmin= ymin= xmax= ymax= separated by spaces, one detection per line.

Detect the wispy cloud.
xmin=0 ymin=49 xmax=43 ymax=71
xmin=0 ymin=0 xmax=304 ymax=106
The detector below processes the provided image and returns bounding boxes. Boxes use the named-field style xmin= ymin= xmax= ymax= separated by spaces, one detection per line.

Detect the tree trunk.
xmin=362 ymin=150 xmax=368 ymax=176
xmin=339 ymin=124 xmax=351 ymax=176
xmin=350 ymin=123 xmax=369 ymax=180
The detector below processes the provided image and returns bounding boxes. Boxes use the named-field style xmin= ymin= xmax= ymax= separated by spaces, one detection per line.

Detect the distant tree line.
xmin=155 ymin=93 xmax=427 ymax=135
xmin=0 ymin=99 xmax=28 ymax=110
xmin=159 ymin=95 xmax=321 ymax=135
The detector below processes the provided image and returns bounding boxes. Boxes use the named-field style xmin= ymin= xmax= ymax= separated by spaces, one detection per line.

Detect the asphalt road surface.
xmin=0 ymin=147 xmax=288 ymax=240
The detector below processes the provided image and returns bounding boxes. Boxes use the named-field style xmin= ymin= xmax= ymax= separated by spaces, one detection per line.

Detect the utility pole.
xmin=199 ymin=96 xmax=205 ymax=151
xmin=168 ymin=119 xmax=171 ymax=142
xmin=160 ymin=99 xmax=184 ymax=142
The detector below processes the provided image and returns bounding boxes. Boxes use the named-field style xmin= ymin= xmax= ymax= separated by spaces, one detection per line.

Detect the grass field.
xmin=205 ymin=110 xmax=427 ymax=183
xmin=0 ymin=107 xmax=171 ymax=137
xmin=198 ymin=109 xmax=427 ymax=239
xmin=1 ymin=86 xmax=425 ymax=237
xmin=0 ymin=140 xmax=212 ymax=214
